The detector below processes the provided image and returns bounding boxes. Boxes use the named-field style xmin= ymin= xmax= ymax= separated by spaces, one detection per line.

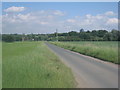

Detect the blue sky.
xmin=2 ymin=2 xmax=118 ymax=34
xmin=2 ymin=2 xmax=118 ymax=16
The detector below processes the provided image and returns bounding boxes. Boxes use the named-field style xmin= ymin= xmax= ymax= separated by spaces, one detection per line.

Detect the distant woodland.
xmin=2 ymin=29 xmax=120 ymax=42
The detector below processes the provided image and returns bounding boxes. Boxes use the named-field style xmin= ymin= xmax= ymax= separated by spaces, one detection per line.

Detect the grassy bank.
xmin=2 ymin=42 xmax=75 ymax=88
xmin=51 ymin=41 xmax=118 ymax=64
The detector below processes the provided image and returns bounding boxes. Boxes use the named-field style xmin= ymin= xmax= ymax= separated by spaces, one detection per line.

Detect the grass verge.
xmin=2 ymin=41 xmax=75 ymax=88
xmin=0 ymin=42 xmax=2 ymax=89
xmin=50 ymin=41 xmax=119 ymax=64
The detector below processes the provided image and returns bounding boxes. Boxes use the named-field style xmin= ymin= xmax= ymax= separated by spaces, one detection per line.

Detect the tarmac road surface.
xmin=45 ymin=42 xmax=119 ymax=88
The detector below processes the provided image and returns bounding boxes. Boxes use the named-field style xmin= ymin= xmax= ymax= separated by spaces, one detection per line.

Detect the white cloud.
xmin=2 ymin=10 xmax=66 ymax=33
xmin=53 ymin=10 xmax=65 ymax=16
xmin=86 ymin=14 xmax=103 ymax=20
xmin=39 ymin=21 xmax=49 ymax=25
xmin=106 ymin=18 xmax=118 ymax=24
xmin=17 ymin=14 xmax=30 ymax=20
xmin=95 ymin=15 xmax=103 ymax=19
xmin=4 ymin=6 xmax=25 ymax=13
xmin=86 ymin=14 xmax=91 ymax=18
xmin=65 ymin=11 xmax=117 ymax=31
xmin=17 ymin=13 xmax=36 ymax=21
xmin=67 ymin=19 xmax=76 ymax=23
xmin=2 ymin=10 xmax=118 ymax=34
xmin=3 ymin=13 xmax=34 ymax=23
xmin=105 ymin=11 xmax=116 ymax=16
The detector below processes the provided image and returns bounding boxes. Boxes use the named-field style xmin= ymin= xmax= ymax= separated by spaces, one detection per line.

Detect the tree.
xmin=2 ymin=30 xmax=119 ymax=42
xmin=68 ymin=31 xmax=78 ymax=36
xmin=80 ymin=29 xmax=84 ymax=33
xmin=97 ymin=30 xmax=108 ymax=37
xmin=2 ymin=34 xmax=14 ymax=42
xmin=111 ymin=29 xmax=118 ymax=41
xmin=103 ymin=33 xmax=113 ymax=41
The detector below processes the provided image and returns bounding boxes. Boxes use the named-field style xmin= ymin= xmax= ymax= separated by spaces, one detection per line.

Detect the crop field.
xmin=51 ymin=41 xmax=119 ymax=64
xmin=2 ymin=42 xmax=75 ymax=88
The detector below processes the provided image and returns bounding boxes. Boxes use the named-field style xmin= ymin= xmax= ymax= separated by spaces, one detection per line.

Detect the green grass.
xmin=51 ymin=41 xmax=119 ymax=64
xmin=2 ymin=41 xmax=75 ymax=88
xmin=0 ymin=42 xmax=2 ymax=89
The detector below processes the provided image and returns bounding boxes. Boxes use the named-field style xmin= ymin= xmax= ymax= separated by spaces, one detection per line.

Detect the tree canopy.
xmin=2 ymin=29 xmax=120 ymax=42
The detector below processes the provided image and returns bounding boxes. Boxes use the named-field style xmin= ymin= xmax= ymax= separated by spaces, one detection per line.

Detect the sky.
xmin=2 ymin=2 xmax=118 ymax=34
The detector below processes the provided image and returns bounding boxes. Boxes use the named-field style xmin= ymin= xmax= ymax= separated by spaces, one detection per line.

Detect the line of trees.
xmin=1 ymin=29 xmax=120 ymax=42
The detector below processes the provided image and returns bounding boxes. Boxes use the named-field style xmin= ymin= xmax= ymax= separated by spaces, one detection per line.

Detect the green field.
xmin=0 ymin=42 xmax=2 ymax=89
xmin=2 ymin=42 xmax=75 ymax=88
xmin=51 ymin=41 xmax=119 ymax=64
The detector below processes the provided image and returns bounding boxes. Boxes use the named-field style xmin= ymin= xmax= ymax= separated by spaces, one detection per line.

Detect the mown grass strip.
xmin=2 ymin=41 xmax=75 ymax=88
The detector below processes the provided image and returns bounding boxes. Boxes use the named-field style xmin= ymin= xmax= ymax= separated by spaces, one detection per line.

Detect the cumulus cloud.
xmin=105 ymin=11 xmax=116 ymax=16
xmin=3 ymin=13 xmax=33 ymax=23
xmin=38 ymin=22 xmax=49 ymax=25
xmin=53 ymin=10 xmax=65 ymax=16
xmin=106 ymin=18 xmax=118 ymax=24
xmin=2 ymin=10 xmax=118 ymax=34
xmin=2 ymin=10 xmax=66 ymax=33
xmin=67 ymin=19 xmax=76 ymax=23
xmin=4 ymin=6 xmax=25 ymax=13
xmin=64 ymin=11 xmax=117 ymax=31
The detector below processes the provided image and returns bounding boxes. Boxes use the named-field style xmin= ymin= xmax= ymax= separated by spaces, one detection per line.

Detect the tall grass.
xmin=51 ymin=41 xmax=118 ymax=64
xmin=2 ymin=42 xmax=75 ymax=88
xmin=0 ymin=42 xmax=2 ymax=89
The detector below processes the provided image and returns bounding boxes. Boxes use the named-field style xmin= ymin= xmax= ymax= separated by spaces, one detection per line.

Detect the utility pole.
xmin=22 ymin=33 xmax=25 ymax=41
xmin=56 ymin=29 xmax=58 ymax=42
